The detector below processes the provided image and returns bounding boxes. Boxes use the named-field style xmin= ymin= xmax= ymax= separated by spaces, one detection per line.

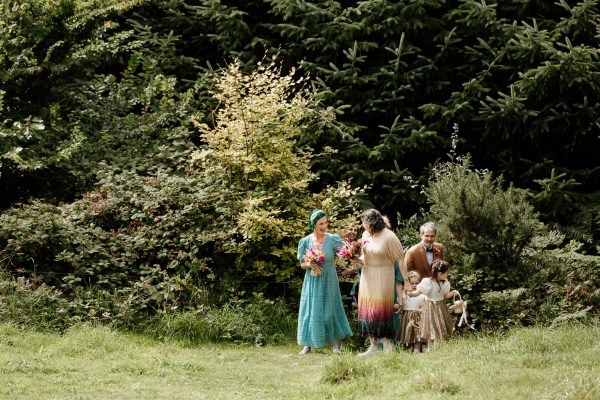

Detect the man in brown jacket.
xmin=405 ymin=222 xmax=444 ymax=282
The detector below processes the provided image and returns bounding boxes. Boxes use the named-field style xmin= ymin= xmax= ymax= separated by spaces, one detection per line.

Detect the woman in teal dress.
xmin=297 ymin=209 xmax=353 ymax=355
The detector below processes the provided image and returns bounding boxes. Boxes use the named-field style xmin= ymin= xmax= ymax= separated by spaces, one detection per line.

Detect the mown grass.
xmin=1 ymin=322 xmax=598 ymax=399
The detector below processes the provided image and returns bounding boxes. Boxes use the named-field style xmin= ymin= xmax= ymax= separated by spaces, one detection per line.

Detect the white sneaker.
xmin=382 ymin=338 xmax=394 ymax=353
xmin=358 ymin=344 xmax=378 ymax=357
xmin=332 ymin=340 xmax=342 ymax=354
xmin=299 ymin=346 xmax=311 ymax=355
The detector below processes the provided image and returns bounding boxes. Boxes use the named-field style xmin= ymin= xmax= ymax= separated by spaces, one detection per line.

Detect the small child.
xmin=396 ymin=271 xmax=426 ymax=353
xmin=407 ymin=260 xmax=458 ymax=349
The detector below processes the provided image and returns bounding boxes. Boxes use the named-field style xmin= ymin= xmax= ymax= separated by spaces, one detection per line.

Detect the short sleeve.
xmin=441 ymin=279 xmax=452 ymax=295
xmin=297 ymin=236 xmax=309 ymax=262
xmin=384 ymin=229 xmax=406 ymax=279
xmin=385 ymin=229 xmax=404 ymax=261
xmin=417 ymin=278 xmax=433 ymax=295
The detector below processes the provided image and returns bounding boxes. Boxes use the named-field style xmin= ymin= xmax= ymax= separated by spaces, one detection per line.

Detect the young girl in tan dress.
xmin=407 ymin=260 xmax=458 ymax=349
xmin=396 ymin=271 xmax=426 ymax=353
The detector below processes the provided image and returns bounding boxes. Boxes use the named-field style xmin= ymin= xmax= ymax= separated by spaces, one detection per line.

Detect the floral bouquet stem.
xmin=303 ymin=248 xmax=325 ymax=276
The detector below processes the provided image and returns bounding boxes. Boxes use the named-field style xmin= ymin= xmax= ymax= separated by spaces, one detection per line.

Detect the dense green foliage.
xmin=427 ymin=151 xmax=599 ymax=328
xmin=0 ymin=57 xmax=365 ymax=329
xmin=2 ymin=1 xmax=598 ymax=230
xmin=427 ymin=155 xmax=542 ymax=325
xmin=1 ymin=0 xmax=599 ymax=332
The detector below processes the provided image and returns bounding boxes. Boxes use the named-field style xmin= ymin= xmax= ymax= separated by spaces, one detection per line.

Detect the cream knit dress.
xmin=358 ymin=228 xmax=405 ymax=338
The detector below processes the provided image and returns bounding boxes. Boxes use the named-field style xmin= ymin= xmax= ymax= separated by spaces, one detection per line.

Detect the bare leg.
xmin=425 ymin=340 xmax=433 ymax=351
xmin=413 ymin=342 xmax=421 ymax=354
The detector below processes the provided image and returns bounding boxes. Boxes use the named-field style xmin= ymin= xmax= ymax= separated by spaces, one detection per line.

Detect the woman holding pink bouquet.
xmin=297 ymin=209 xmax=353 ymax=355
xmin=357 ymin=209 xmax=405 ymax=356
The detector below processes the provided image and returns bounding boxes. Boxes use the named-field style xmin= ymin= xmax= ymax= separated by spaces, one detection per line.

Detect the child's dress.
xmin=396 ymin=292 xmax=426 ymax=345
xmin=417 ymin=278 xmax=455 ymax=340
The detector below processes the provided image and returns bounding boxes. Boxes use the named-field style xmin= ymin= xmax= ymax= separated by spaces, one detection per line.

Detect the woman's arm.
xmin=341 ymin=266 xmax=358 ymax=277
xmin=297 ymin=237 xmax=313 ymax=270
xmin=332 ymin=233 xmax=344 ymax=251
xmin=388 ymin=231 xmax=407 ymax=281
xmin=395 ymin=282 xmax=404 ymax=305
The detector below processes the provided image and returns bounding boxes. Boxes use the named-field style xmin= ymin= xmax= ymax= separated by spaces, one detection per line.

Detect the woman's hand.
xmin=301 ymin=261 xmax=316 ymax=270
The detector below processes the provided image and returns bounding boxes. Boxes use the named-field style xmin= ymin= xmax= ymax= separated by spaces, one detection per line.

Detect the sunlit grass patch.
xmin=418 ymin=372 xmax=461 ymax=395
xmin=559 ymin=375 xmax=600 ymax=400
xmin=321 ymin=355 xmax=372 ymax=384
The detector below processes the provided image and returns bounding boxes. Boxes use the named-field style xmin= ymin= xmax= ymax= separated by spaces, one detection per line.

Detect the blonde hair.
xmin=407 ymin=270 xmax=421 ymax=283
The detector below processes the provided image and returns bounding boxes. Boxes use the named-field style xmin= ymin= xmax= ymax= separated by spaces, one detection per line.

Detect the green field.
xmin=1 ymin=323 xmax=598 ymax=399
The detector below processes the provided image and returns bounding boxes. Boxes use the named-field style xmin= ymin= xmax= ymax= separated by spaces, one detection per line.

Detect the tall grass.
xmin=0 ymin=273 xmax=296 ymax=345
xmin=1 ymin=322 xmax=598 ymax=399
xmin=144 ymin=294 xmax=297 ymax=345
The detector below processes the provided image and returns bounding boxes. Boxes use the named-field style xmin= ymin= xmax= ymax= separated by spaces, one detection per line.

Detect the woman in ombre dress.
xmin=357 ymin=209 xmax=405 ymax=356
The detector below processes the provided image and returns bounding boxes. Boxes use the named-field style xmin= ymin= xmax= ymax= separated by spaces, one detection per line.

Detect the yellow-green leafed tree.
xmin=192 ymin=59 xmax=332 ymax=281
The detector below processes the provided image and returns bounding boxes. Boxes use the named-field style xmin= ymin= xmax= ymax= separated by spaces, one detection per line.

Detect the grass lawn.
xmin=1 ymin=322 xmax=598 ymax=399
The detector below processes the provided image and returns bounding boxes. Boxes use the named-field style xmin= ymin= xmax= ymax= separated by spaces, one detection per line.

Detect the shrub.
xmin=466 ymin=232 xmax=600 ymax=329
xmin=425 ymin=152 xmax=600 ymax=329
xmin=523 ymin=233 xmax=600 ymax=326
xmin=426 ymin=155 xmax=544 ymax=327
xmin=0 ymin=272 xmax=72 ymax=331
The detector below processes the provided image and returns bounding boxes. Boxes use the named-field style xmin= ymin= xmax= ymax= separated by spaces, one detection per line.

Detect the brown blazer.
xmin=405 ymin=242 xmax=444 ymax=281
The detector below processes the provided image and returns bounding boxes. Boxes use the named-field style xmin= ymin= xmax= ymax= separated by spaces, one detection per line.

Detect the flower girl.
xmin=407 ymin=260 xmax=458 ymax=349
xmin=396 ymin=271 xmax=426 ymax=353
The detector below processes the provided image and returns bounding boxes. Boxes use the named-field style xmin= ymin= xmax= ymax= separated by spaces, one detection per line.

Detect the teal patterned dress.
xmin=297 ymin=233 xmax=353 ymax=348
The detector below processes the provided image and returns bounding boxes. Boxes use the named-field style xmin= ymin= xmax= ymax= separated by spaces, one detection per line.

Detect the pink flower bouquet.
xmin=336 ymin=239 xmax=361 ymax=268
xmin=303 ymin=248 xmax=325 ymax=276
xmin=336 ymin=239 xmax=361 ymax=260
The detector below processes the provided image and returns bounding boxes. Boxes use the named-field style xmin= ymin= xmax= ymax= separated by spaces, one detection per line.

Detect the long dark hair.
xmin=360 ymin=209 xmax=386 ymax=234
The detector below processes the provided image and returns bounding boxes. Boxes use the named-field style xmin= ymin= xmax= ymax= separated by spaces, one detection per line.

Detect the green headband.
xmin=308 ymin=209 xmax=326 ymax=230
